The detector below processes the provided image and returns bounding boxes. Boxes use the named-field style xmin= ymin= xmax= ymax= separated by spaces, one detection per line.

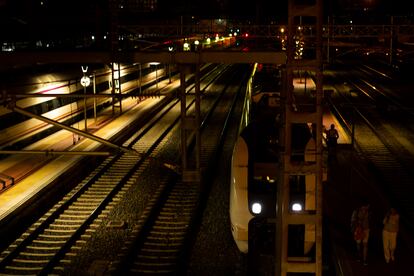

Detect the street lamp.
xmin=168 ymin=47 xmax=174 ymax=83
xmin=92 ymin=72 xmax=96 ymax=124
xmin=80 ymin=66 xmax=91 ymax=132
xmin=194 ymin=40 xmax=200 ymax=51
xmin=183 ymin=42 xmax=190 ymax=51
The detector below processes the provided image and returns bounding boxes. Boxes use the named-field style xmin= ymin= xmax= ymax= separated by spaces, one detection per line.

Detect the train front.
xmin=230 ymin=92 xmax=281 ymax=255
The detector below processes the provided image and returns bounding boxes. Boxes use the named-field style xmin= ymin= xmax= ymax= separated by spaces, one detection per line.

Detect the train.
xmin=229 ymin=64 xmax=317 ymax=268
xmin=230 ymin=63 xmax=282 ymax=255
xmin=229 ymin=90 xmax=281 ymax=254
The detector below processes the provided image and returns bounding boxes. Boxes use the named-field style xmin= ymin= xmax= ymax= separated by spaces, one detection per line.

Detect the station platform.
xmin=322 ymin=106 xmax=350 ymax=145
xmin=0 ymin=74 xmax=180 ymax=224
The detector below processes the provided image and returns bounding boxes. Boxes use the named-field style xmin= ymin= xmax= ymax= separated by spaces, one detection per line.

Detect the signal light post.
xmin=80 ymin=66 xmax=91 ymax=133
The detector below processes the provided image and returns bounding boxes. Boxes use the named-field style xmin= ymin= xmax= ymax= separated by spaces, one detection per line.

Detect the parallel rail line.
xmin=332 ymin=65 xmax=414 ymax=231
xmin=0 ymin=64 xmax=228 ymax=275
xmin=110 ymin=65 xmax=249 ymax=275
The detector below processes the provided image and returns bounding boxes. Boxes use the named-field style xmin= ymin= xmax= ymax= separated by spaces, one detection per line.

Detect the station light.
xmin=80 ymin=76 xmax=91 ymax=87
xmin=80 ymin=66 xmax=91 ymax=87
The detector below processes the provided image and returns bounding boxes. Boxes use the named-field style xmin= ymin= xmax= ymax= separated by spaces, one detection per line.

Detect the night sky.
xmin=0 ymin=0 xmax=414 ymax=40
xmin=159 ymin=0 xmax=414 ymax=19
xmin=0 ymin=0 xmax=413 ymax=18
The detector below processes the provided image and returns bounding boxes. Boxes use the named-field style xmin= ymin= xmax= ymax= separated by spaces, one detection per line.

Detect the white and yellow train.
xmin=230 ymin=64 xmax=318 ymax=260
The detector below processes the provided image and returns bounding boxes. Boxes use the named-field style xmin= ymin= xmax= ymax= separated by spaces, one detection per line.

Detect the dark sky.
xmin=163 ymin=0 xmax=414 ymax=18
xmin=1 ymin=0 xmax=414 ymax=32
xmin=1 ymin=0 xmax=413 ymax=15
xmin=0 ymin=0 xmax=413 ymax=43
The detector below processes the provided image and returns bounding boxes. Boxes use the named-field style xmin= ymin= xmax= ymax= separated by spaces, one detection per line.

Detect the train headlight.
xmin=252 ymin=202 xmax=262 ymax=214
xmin=291 ymin=202 xmax=303 ymax=212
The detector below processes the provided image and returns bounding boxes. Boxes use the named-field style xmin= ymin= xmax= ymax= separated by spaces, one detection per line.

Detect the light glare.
xmin=252 ymin=202 xmax=262 ymax=214
xmin=292 ymin=203 xmax=302 ymax=212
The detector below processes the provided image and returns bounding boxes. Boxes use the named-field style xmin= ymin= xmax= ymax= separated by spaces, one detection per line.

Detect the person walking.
xmin=383 ymin=207 xmax=400 ymax=263
xmin=351 ymin=201 xmax=371 ymax=265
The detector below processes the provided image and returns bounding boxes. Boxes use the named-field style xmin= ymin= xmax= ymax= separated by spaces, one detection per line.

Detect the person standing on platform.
xmin=383 ymin=207 xmax=400 ymax=263
xmin=351 ymin=201 xmax=371 ymax=265
xmin=326 ymin=123 xmax=339 ymax=153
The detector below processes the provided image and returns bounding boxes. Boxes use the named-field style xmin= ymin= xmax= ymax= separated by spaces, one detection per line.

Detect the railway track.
xmin=0 ymin=64 xmax=220 ymax=195
xmin=110 ymin=65 xmax=249 ymax=275
xmin=330 ymin=64 xmax=414 ymax=230
xmin=349 ymin=110 xmax=414 ymax=229
xmin=0 ymin=96 xmax=177 ymax=275
xmin=0 ymin=63 xmax=235 ymax=275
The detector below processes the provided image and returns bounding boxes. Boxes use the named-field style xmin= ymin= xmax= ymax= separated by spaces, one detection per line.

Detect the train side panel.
xmin=230 ymin=135 xmax=251 ymax=253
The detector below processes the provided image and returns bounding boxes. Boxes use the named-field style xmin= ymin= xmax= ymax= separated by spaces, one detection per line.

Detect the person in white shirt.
xmin=382 ymin=207 xmax=400 ymax=263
